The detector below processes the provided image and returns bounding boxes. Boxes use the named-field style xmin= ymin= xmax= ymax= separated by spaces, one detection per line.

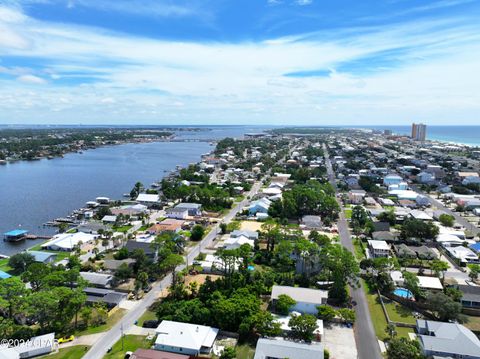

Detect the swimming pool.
xmin=248 ymin=265 xmax=255 ymax=271
xmin=393 ymin=288 xmax=413 ymax=299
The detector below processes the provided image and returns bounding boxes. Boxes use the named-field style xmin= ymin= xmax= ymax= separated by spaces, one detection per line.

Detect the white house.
xmin=254 ymin=338 xmax=324 ymax=359
xmin=348 ymin=190 xmax=366 ymax=204
xmin=174 ymin=203 xmax=202 ymax=216
xmin=165 ymin=207 xmax=189 ymax=220
xmin=154 ymin=320 xmax=219 ymax=356
xmin=136 ymin=193 xmax=160 ymax=206
xmin=367 ymin=240 xmax=391 ymax=258
xmin=446 ymin=246 xmax=478 ymax=264
xmin=271 ymin=285 xmax=328 ymax=315
xmin=41 ymin=232 xmax=96 ymax=251
xmin=223 ymin=235 xmax=254 ymax=250
xmin=249 ymin=198 xmax=271 ymax=215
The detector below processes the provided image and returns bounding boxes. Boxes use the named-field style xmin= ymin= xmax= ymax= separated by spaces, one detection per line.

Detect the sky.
xmin=0 ymin=0 xmax=479 ymax=125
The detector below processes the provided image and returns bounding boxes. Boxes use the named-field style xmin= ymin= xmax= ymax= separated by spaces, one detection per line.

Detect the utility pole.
xmin=121 ymin=322 xmax=124 ymax=350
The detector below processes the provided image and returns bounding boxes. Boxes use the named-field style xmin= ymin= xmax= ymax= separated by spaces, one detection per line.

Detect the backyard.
xmin=104 ymin=335 xmax=152 ymax=359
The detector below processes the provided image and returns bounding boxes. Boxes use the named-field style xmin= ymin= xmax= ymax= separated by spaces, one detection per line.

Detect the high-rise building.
xmin=411 ymin=123 xmax=427 ymax=141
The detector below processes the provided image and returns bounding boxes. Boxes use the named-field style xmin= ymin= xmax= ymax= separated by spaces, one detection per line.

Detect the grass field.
xmin=137 ymin=310 xmax=156 ymax=326
xmin=353 ymin=239 xmax=365 ymax=260
xmin=112 ymin=225 xmax=133 ymax=233
xmin=48 ymin=346 xmax=89 ymax=359
xmin=344 ymin=208 xmax=352 ymax=219
xmin=75 ymin=309 xmax=126 ymax=336
xmin=104 ymin=335 xmax=151 ymax=359
xmin=0 ymin=258 xmax=12 ymax=273
xmin=382 ymin=298 xmax=417 ymax=324
xmin=236 ymin=343 xmax=256 ymax=359
xmin=465 ymin=315 xmax=480 ymax=332
xmin=362 ymin=280 xmax=414 ymax=341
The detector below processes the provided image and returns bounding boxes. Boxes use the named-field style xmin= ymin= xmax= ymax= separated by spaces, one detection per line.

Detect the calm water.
xmin=359 ymin=125 xmax=480 ymax=146
xmin=0 ymin=126 xmax=269 ymax=255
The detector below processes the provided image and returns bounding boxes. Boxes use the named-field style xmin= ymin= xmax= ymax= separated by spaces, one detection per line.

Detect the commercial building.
xmin=411 ymin=123 xmax=427 ymax=141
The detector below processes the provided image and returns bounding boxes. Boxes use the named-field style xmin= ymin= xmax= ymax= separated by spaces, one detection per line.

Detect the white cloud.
xmin=295 ymin=0 xmax=313 ymax=5
xmin=0 ymin=4 xmax=479 ymax=124
xmin=16 ymin=74 xmax=47 ymax=84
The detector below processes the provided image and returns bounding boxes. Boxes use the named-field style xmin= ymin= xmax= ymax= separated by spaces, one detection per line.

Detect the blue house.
xmin=383 ymin=174 xmax=403 ymax=186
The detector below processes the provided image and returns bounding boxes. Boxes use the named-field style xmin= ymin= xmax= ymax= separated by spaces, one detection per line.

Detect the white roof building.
xmin=136 ymin=193 xmax=160 ymax=203
xmin=447 ymin=246 xmax=479 ymax=264
xmin=223 ymin=235 xmax=254 ymax=250
xmin=154 ymin=320 xmax=219 ymax=356
xmin=41 ymin=232 xmax=96 ymax=251
xmin=254 ymin=338 xmax=324 ymax=359
xmin=417 ymin=276 xmax=443 ymax=290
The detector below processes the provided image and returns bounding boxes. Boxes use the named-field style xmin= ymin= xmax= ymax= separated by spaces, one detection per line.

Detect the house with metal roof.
xmin=416 ymin=319 xmax=480 ymax=358
xmin=456 ymin=284 xmax=480 ymax=309
xmin=26 ymin=250 xmax=57 ymax=264
xmin=79 ymin=272 xmax=113 ymax=288
xmin=154 ymin=320 xmax=219 ymax=356
xmin=174 ymin=203 xmax=202 ymax=216
xmin=271 ymin=285 xmax=328 ymax=315
xmin=253 ymin=338 xmax=324 ymax=359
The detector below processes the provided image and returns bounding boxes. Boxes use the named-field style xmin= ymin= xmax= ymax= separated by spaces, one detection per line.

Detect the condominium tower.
xmin=411 ymin=123 xmax=427 ymax=141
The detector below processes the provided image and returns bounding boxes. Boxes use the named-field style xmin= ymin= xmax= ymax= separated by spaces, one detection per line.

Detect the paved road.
xmin=83 ymin=182 xmax=261 ymax=359
xmin=412 ymin=185 xmax=479 ymax=236
xmin=323 ymin=145 xmax=382 ymax=359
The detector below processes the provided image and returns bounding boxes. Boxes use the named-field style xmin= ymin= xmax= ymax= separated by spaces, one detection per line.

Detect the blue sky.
xmin=0 ymin=0 xmax=479 ymax=125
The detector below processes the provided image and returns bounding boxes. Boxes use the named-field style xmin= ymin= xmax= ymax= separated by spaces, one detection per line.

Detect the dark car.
xmin=143 ymin=319 xmax=159 ymax=328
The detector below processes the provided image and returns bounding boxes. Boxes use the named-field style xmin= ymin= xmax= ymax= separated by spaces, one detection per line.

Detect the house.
xmin=436 ymin=233 xmax=466 ymax=247
xmin=367 ymin=240 xmax=390 ymax=258
xmin=417 ymin=276 xmax=443 ymax=291
xmin=79 ymin=272 xmax=113 ymax=288
xmin=274 ymin=314 xmax=323 ymax=341
xmin=455 ymin=284 xmax=480 ymax=309
xmin=148 ymin=219 xmax=184 ymax=234
xmin=383 ymin=174 xmax=403 ymax=186
xmin=223 ymin=235 xmax=254 ymax=250
xmin=249 ymin=198 xmax=271 ymax=215
xmin=154 ymin=320 xmax=219 ymax=356
xmin=13 ymin=333 xmax=56 ymax=358
xmin=26 ymin=250 xmax=57 ymax=264
xmin=446 ymin=246 xmax=479 ymax=264
xmin=125 ymin=241 xmax=157 ymax=259
xmin=41 ymin=232 xmax=96 ymax=251
xmin=231 ymin=230 xmax=258 ymax=241
xmin=101 ymin=215 xmax=117 ymax=224
xmin=271 ymin=285 xmax=328 ymax=315
xmin=301 ymin=215 xmax=322 ymax=229
xmin=103 ymin=258 xmax=136 ymax=271
xmin=83 ymin=287 xmax=127 ymax=309
xmin=174 ymin=203 xmax=202 ymax=216
xmin=111 ymin=204 xmax=148 ymax=217
xmin=348 ymin=190 xmax=366 ymax=204
xmin=131 ymin=349 xmax=191 ymax=359
xmin=409 ymin=210 xmax=433 ymax=221
xmin=136 ymin=193 xmax=160 ymax=206
xmin=253 ymin=338 xmax=324 ymax=359
xmin=77 ymin=222 xmax=109 ymax=234
xmin=372 ymin=231 xmax=397 ymax=242
xmin=165 ymin=208 xmax=189 ymax=220
xmin=417 ymin=172 xmax=435 ymax=183
xmin=416 ymin=319 xmax=480 ymax=359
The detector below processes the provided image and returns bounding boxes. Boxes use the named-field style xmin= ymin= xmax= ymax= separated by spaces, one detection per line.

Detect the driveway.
xmin=323 ymin=324 xmax=357 ymax=359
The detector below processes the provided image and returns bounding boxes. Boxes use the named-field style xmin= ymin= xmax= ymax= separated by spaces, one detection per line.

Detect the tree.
xmin=426 ymin=292 xmax=463 ymax=322
xmin=430 ymin=260 xmax=448 ymax=280
xmin=400 ymin=219 xmax=439 ymax=241
xmin=135 ymin=271 xmax=149 ymax=291
xmin=115 ymin=263 xmax=133 ymax=282
xmin=385 ymin=323 xmax=397 ymax=339
xmin=220 ymin=223 xmax=227 ymax=234
xmin=0 ymin=277 xmax=27 ymax=319
xmin=378 ymin=209 xmax=396 ymax=225
xmin=22 ymin=262 xmax=51 ymax=291
xmin=80 ymin=306 xmax=92 ymax=328
xmin=351 ymin=206 xmax=369 ymax=234
xmin=159 ymin=253 xmax=184 ymax=287
xmin=8 ymin=252 xmax=35 ymax=274
xmin=337 ymin=308 xmax=355 ymax=323
xmin=317 ymin=305 xmax=337 ymax=321
xmin=439 ymin=214 xmax=455 ymax=227
xmin=275 ymin=294 xmax=296 ymax=315
xmin=288 ymin=313 xmax=318 ymax=342
xmin=402 ymin=272 xmax=421 ymax=300
xmin=114 ymin=247 xmax=129 ymax=260
xmin=469 ymin=264 xmax=479 ymax=282
xmin=219 ymin=347 xmax=236 ymax=359
xmin=190 ymin=225 xmax=205 ymax=241
xmin=386 ymin=337 xmax=424 ymax=359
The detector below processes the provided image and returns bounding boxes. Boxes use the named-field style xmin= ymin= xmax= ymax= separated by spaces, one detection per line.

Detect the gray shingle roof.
xmin=254 ymin=338 xmax=324 ymax=359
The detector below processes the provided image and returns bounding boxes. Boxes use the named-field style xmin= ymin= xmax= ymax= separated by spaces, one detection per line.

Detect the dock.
xmin=3 ymin=229 xmax=29 ymax=242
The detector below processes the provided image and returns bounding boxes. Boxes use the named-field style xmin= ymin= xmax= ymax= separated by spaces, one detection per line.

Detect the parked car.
xmin=58 ymin=335 xmax=75 ymax=344
xmin=143 ymin=319 xmax=159 ymax=328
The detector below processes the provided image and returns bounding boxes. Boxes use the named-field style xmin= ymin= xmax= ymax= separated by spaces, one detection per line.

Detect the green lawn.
xmin=236 ymin=343 xmax=256 ymax=359
xmin=362 ymin=280 xmax=414 ymax=341
xmin=138 ymin=225 xmax=150 ymax=231
xmin=48 ymin=346 xmax=89 ymax=359
xmin=344 ymin=208 xmax=352 ymax=219
xmin=103 ymin=335 xmax=151 ymax=359
xmin=353 ymin=239 xmax=365 ymax=260
xmin=112 ymin=225 xmax=133 ymax=233
xmin=0 ymin=258 xmax=12 ymax=273
xmin=382 ymin=298 xmax=417 ymax=324
xmin=137 ymin=310 xmax=156 ymax=326
xmin=75 ymin=309 xmax=126 ymax=336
